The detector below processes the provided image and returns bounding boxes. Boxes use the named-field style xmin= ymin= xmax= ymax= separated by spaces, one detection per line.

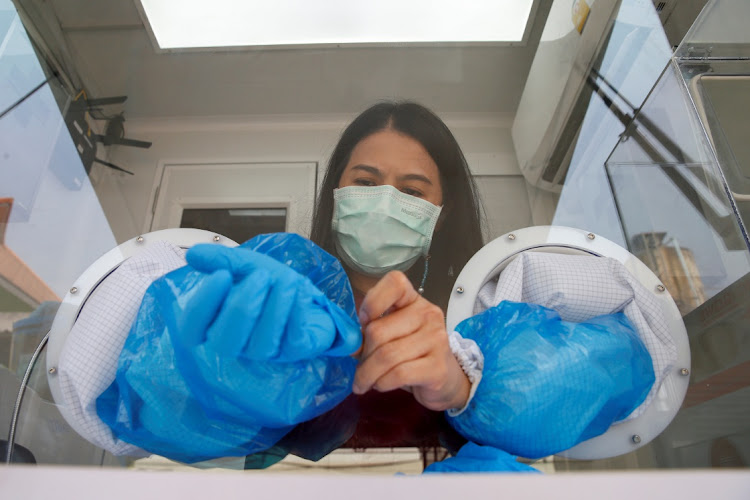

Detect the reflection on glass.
xmin=607 ymin=162 xmax=750 ymax=309
xmin=690 ymin=73 xmax=750 ymax=230
xmin=1 ymin=0 xmax=749 ymax=475
xmin=596 ymin=0 xmax=750 ymax=466
xmin=550 ymin=0 xmax=673 ymax=245
xmin=676 ymin=0 xmax=750 ymax=59
xmin=1 ymin=0 xmax=119 ymax=466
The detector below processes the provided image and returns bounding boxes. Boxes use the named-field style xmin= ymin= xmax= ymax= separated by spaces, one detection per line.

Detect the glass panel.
xmin=0 ymin=3 xmax=47 ymax=114
xmin=600 ymin=7 xmax=750 ymax=464
xmin=180 ymin=207 xmax=287 ymax=243
xmin=2 ymin=0 xmax=750 ymax=478
xmin=607 ymin=162 xmax=750 ymax=312
xmin=1 ymin=0 xmax=121 ymax=466
xmin=675 ymin=0 xmax=750 ymax=59
xmin=546 ymin=0 xmax=673 ymax=245
xmin=689 ymin=70 xmax=750 ymax=230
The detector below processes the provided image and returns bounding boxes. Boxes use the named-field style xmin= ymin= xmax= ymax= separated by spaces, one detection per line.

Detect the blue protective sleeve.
xmin=423 ymin=442 xmax=541 ymax=474
xmin=96 ymin=233 xmax=362 ymax=463
xmin=448 ymin=301 xmax=654 ymax=459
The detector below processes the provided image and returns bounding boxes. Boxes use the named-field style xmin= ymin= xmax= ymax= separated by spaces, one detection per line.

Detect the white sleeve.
xmin=57 ymin=241 xmax=186 ymax=456
xmin=446 ymin=330 xmax=484 ymax=417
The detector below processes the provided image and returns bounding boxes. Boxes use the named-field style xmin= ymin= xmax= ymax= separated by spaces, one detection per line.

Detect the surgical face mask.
xmin=331 ymin=184 xmax=442 ymax=277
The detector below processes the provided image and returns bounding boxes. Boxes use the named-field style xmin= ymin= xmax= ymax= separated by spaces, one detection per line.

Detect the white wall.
xmin=91 ymin=112 xmax=532 ymax=245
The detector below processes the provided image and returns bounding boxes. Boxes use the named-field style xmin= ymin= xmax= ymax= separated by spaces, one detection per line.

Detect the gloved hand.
xmin=185 ymin=243 xmax=361 ymax=362
xmin=423 ymin=442 xmax=540 ymax=474
xmin=448 ymin=301 xmax=655 ymax=458
xmin=97 ymin=233 xmax=361 ymax=462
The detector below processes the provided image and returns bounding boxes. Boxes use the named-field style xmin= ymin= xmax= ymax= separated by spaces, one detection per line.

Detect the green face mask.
xmin=331 ymin=185 xmax=442 ymax=277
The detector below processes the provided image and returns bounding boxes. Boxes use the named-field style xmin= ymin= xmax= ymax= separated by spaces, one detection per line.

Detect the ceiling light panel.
xmin=137 ymin=0 xmax=534 ymax=49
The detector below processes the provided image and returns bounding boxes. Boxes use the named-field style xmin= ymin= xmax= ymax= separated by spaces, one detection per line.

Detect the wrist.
xmin=445 ymin=358 xmax=471 ymax=410
xmin=427 ymin=356 xmax=470 ymax=412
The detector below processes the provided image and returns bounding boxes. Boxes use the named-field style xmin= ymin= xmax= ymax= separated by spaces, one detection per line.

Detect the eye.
xmin=354 ymin=178 xmax=377 ymax=187
xmin=401 ymin=187 xmax=424 ymax=198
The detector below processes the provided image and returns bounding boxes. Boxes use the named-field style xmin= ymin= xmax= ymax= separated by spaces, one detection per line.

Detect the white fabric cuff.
xmin=446 ymin=330 xmax=484 ymax=417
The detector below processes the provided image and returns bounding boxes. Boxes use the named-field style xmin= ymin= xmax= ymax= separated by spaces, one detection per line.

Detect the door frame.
xmin=143 ymin=160 xmax=318 ymax=235
xmin=160 ymin=196 xmax=293 ymax=232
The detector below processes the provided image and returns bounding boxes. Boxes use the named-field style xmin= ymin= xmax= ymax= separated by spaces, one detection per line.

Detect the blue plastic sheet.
xmin=423 ymin=442 xmax=540 ymax=474
xmin=97 ymin=233 xmax=362 ymax=463
xmin=449 ymin=301 xmax=654 ymax=459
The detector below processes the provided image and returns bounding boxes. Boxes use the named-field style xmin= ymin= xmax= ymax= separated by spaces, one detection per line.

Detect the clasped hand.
xmin=352 ymin=271 xmax=470 ymax=412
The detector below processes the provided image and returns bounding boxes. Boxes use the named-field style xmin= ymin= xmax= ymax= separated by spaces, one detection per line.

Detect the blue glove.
xmin=97 ymin=233 xmax=361 ymax=463
xmin=448 ymin=301 xmax=654 ymax=459
xmin=423 ymin=442 xmax=541 ymax=474
xmin=185 ymin=243 xmax=360 ymax=361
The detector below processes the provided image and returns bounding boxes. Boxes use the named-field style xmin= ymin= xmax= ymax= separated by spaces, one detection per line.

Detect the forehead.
xmin=345 ymin=130 xmax=440 ymax=180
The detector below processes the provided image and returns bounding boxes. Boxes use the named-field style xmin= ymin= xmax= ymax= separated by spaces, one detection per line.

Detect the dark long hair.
xmin=310 ymin=101 xmax=486 ymax=311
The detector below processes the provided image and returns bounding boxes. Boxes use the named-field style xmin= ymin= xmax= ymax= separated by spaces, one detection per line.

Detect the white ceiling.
xmin=40 ymin=0 xmax=551 ymax=118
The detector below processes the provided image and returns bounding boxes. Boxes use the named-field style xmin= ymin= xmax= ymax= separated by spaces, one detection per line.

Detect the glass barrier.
xmin=2 ymin=0 xmax=750 ymax=476
xmin=1 ymin=0 xmax=121 ymax=466
xmin=674 ymin=0 xmax=750 ymax=60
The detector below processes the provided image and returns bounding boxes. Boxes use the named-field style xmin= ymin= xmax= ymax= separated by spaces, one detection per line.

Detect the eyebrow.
xmin=350 ymin=164 xmax=433 ymax=185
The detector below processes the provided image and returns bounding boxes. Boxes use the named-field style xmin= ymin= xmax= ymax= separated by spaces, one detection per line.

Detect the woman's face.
xmin=337 ymin=129 xmax=444 ymax=206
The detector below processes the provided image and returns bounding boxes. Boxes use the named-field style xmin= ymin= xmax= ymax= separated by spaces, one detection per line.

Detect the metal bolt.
xmin=49 ymin=367 xmax=56 ymax=374
xmin=456 ymin=287 xmax=464 ymax=294
xmin=136 ymin=236 xmax=144 ymax=243
xmin=587 ymin=233 xmax=596 ymax=240
xmin=680 ymin=368 xmax=690 ymax=376
xmin=213 ymin=235 xmax=220 ymax=242
xmin=656 ymin=284 xmax=666 ymax=292
xmin=507 ymin=233 xmax=516 ymax=241
xmin=632 ymin=435 xmax=641 ymax=444
xmin=70 ymin=287 xmax=78 ymax=294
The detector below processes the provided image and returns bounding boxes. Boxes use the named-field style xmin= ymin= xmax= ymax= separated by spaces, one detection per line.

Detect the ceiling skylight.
xmin=137 ymin=0 xmax=535 ymax=49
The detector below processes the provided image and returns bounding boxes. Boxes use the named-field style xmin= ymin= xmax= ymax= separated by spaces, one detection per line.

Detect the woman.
xmin=301 ymin=100 xmax=487 ymax=454
xmin=94 ymin=100 xmax=488 ymax=467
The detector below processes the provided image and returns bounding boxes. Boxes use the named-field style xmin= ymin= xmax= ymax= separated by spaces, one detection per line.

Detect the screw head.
xmin=680 ymin=368 xmax=690 ymax=376
xmin=656 ymin=284 xmax=666 ymax=292
xmin=70 ymin=287 xmax=78 ymax=294
xmin=136 ymin=236 xmax=144 ymax=243
xmin=587 ymin=233 xmax=596 ymax=240
xmin=507 ymin=233 xmax=516 ymax=241
xmin=632 ymin=435 xmax=642 ymax=444
xmin=49 ymin=367 xmax=57 ymax=374
xmin=213 ymin=235 xmax=220 ymax=242
xmin=456 ymin=287 xmax=464 ymax=294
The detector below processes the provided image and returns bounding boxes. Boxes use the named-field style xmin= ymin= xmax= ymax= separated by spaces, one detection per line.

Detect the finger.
xmin=358 ymin=271 xmax=420 ymax=325
xmin=353 ymin=329 xmax=432 ymax=394
xmin=186 ymin=244 xmax=236 ymax=273
xmin=246 ymin=265 xmax=299 ymax=360
xmin=187 ymin=244 xmax=266 ymax=277
xmin=323 ymin=300 xmax=363 ymax=358
xmin=174 ymin=269 xmax=232 ymax=346
xmin=278 ymin=285 xmax=335 ymax=361
xmin=370 ymin=356 xmax=439 ymax=394
xmin=205 ymin=268 xmax=271 ymax=357
xmin=362 ymin=298 xmax=445 ymax=360
xmin=359 ymin=305 xmax=423 ymax=360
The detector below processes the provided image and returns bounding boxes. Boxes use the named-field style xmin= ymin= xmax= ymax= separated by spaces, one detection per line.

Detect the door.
xmin=150 ymin=162 xmax=317 ymax=243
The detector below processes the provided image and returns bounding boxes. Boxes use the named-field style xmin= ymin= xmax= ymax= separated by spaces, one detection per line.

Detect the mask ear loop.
xmin=418 ymin=255 xmax=430 ymax=295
